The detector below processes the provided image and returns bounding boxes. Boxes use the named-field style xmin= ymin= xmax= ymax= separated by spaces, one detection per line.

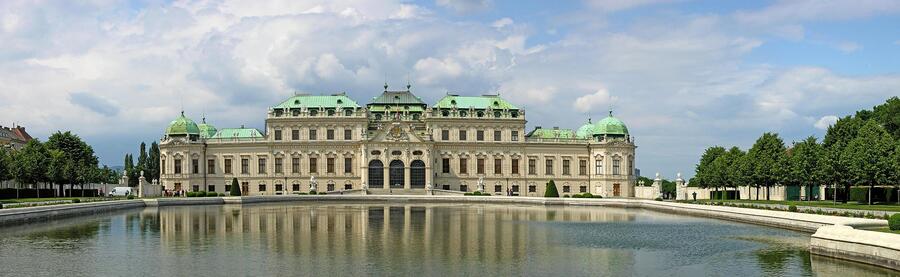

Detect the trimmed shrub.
xmin=654 ymin=197 xmax=662 ymax=201
xmin=582 ymin=193 xmax=593 ymax=198
xmin=788 ymin=205 xmax=798 ymax=212
xmin=544 ymin=180 xmax=559 ymax=198
xmin=72 ymin=198 xmax=81 ymax=203
xmin=309 ymin=190 xmax=317 ymax=195
xmin=889 ymin=214 xmax=900 ymax=231
xmin=473 ymin=191 xmax=482 ymax=195
xmin=219 ymin=193 xmax=226 ymax=197
xmin=319 ymin=192 xmax=327 ymax=195
xmin=563 ymin=195 xmax=570 ymax=198
xmin=230 ymin=178 xmax=242 ymax=196
xmin=126 ymin=195 xmax=135 ymax=200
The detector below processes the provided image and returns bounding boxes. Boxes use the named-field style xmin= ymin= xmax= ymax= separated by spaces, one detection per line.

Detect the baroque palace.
xmin=159 ymin=84 xmax=636 ymax=197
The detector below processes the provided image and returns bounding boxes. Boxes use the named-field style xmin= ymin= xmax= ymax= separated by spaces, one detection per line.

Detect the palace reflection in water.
xmin=2 ymin=203 xmax=898 ymax=277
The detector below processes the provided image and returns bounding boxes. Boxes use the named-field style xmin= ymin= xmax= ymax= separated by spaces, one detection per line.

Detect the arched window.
xmin=389 ymin=160 xmax=405 ymax=188
xmin=410 ymin=160 xmax=426 ymax=188
xmin=368 ymin=160 xmax=384 ymax=188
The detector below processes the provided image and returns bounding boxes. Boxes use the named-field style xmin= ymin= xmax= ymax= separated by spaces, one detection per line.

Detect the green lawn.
xmin=688 ymin=199 xmax=900 ymax=213
xmin=874 ymin=227 xmax=900 ymax=234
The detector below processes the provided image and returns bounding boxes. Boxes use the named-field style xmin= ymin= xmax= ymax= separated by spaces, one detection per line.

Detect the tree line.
xmin=122 ymin=142 xmax=160 ymax=186
xmin=692 ymin=97 xmax=900 ymax=204
xmin=0 ymin=131 xmax=119 ymax=197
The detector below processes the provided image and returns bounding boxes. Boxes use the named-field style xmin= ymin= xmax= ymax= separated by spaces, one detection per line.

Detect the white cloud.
xmin=436 ymin=0 xmax=492 ymax=13
xmin=413 ymin=57 xmax=464 ymax=84
xmin=734 ymin=0 xmax=900 ymax=25
xmin=835 ymin=41 xmax=861 ymax=52
xmin=573 ymin=88 xmax=617 ymax=113
xmin=491 ymin=17 xmax=513 ymax=29
xmin=814 ymin=115 xmax=839 ymax=130
xmin=585 ymin=0 xmax=679 ymax=12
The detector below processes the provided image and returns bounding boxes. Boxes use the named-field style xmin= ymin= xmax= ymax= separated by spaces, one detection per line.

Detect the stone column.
xmin=138 ymin=170 xmax=147 ymax=198
xmin=675 ymin=173 xmax=686 ymax=200
xmin=404 ymin=165 xmax=411 ymax=189
xmin=652 ymin=172 xmax=662 ymax=199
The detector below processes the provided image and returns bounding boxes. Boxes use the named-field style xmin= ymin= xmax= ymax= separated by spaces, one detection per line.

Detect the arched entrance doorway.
xmin=368 ymin=160 xmax=384 ymax=188
xmin=410 ymin=160 xmax=425 ymax=188
xmin=389 ymin=160 xmax=405 ymax=188
xmin=613 ymin=183 xmax=621 ymax=197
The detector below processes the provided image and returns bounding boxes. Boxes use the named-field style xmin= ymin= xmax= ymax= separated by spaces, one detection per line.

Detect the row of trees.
xmin=123 ymin=142 xmax=160 ymax=186
xmin=0 ymin=132 xmax=119 ymax=198
xmin=692 ymin=97 xmax=900 ymax=204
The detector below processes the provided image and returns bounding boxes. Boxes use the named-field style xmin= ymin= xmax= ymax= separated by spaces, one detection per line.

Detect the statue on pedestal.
xmin=477 ymin=177 xmax=485 ymax=193
xmin=361 ymin=182 xmax=368 ymax=190
xmin=309 ymin=176 xmax=318 ymax=192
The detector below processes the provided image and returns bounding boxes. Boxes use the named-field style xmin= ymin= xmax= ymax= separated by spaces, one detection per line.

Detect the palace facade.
xmin=158 ymin=85 xmax=636 ymax=197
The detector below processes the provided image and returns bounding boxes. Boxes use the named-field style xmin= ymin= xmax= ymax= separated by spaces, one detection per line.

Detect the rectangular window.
xmin=344 ymin=158 xmax=352 ymax=173
xmin=494 ymin=159 xmax=502 ymax=175
xmin=274 ymin=129 xmax=282 ymax=141
xmin=291 ymin=158 xmax=300 ymax=174
xmin=208 ymin=185 xmax=216 ymax=192
xmin=258 ymin=158 xmax=267 ymax=174
xmin=528 ymin=185 xmax=536 ymax=193
xmin=595 ymin=160 xmax=603 ymax=175
xmin=174 ymin=159 xmax=182 ymax=174
xmin=442 ymin=158 xmax=450 ymax=173
xmin=563 ymin=186 xmax=570 ymax=193
xmin=241 ymin=158 xmax=248 ymax=174
xmin=344 ymin=129 xmax=352 ymax=140
xmin=476 ymin=130 xmax=484 ymax=141
xmin=309 ymin=158 xmax=318 ymax=173
xmin=292 ymin=129 xmax=299 ymax=140
xmin=477 ymin=158 xmax=485 ymax=174
xmin=459 ymin=130 xmax=467 ymax=141
xmin=613 ymin=159 xmax=621 ymax=175
xmin=511 ymin=158 xmax=519 ymax=174
xmin=275 ymin=184 xmax=283 ymax=191
xmin=161 ymin=160 xmax=166 ymax=174
xmin=545 ymin=159 xmax=553 ymax=175
xmin=579 ymin=160 xmax=587 ymax=176
xmin=528 ymin=159 xmax=536 ymax=175
xmin=512 ymin=131 xmax=519 ymax=141
xmin=443 ymin=184 xmax=450 ymax=190
xmin=192 ymin=185 xmax=199 ymax=192
xmin=512 ymin=185 xmax=520 ymax=193
xmin=192 ymin=159 xmax=199 ymax=174
xmin=327 ymin=158 xmax=335 ymax=173
xmin=441 ymin=130 xmax=449 ymax=141
xmin=460 ymin=185 xmax=468 ymax=192
xmin=224 ymin=158 xmax=232 ymax=174
xmin=580 ymin=186 xmax=587 ymax=193
xmin=207 ymin=159 xmax=215 ymax=174
xmin=494 ymin=130 xmax=501 ymax=141
xmin=309 ymin=129 xmax=317 ymax=140
xmin=292 ymin=184 xmax=300 ymax=191
xmin=327 ymin=129 xmax=334 ymax=140
xmin=495 ymin=185 xmax=502 ymax=192
xmin=225 ymin=185 xmax=231 ymax=192
xmin=258 ymin=184 xmax=266 ymax=193
xmin=459 ymin=158 xmax=468 ymax=174
xmin=563 ymin=159 xmax=570 ymax=175
xmin=275 ymin=158 xmax=283 ymax=174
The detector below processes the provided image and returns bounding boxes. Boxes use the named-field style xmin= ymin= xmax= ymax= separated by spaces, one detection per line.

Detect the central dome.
xmin=165 ymin=112 xmax=200 ymax=136
xmin=595 ymin=111 xmax=628 ymax=136
xmin=575 ymin=119 xmax=600 ymax=139
xmin=198 ymin=117 xmax=217 ymax=139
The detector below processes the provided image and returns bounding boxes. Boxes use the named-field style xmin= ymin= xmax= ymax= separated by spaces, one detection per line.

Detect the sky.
xmin=1 ymin=0 xmax=899 ymax=179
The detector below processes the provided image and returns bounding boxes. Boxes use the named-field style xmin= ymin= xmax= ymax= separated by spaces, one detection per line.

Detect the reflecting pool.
xmin=0 ymin=203 xmax=896 ymax=276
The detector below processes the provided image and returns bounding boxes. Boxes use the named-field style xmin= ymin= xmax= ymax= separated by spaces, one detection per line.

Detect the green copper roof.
xmin=211 ymin=127 xmax=263 ymax=139
xmin=273 ymin=94 xmax=360 ymax=109
xmin=595 ymin=111 xmax=629 ymax=136
xmin=526 ymin=127 xmax=576 ymax=139
xmin=198 ymin=118 xmax=217 ymax=139
xmin=367 ymin=105 xmax=425 ymax=112
xmin=433 ymin=94 xmax=518 ymax=110
xmin=165 ymin=112 xmax=200 ymax=136
xmin=575 ymin=119 xmax=601 ymax=138
xmin=369 ymin=90 xmax=426 ymax=106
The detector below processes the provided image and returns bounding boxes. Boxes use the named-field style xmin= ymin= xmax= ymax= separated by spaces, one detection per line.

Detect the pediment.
xmin=368 ymin=122 xmax=426 ymax=143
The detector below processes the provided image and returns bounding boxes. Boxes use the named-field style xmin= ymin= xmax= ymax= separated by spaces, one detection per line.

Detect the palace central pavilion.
xmin=159 ymin=85 xmax=636 ymax=197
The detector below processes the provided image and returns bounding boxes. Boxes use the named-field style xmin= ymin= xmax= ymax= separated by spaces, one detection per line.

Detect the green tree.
xmin=148 ymin=142 xmax=160 ymax=181
xmin=11 ymin=140 xmax=49 ymax=198
xmin=544 ymin=180 xmax=559 ymax=197
xmin=746 ymin=133 xmax=786 ymax=201
xmin=870 ymin=97 xmax=900 ymax=140
xmin=124 ymin=153 xmax=137 ymax=186
xmin=0 ymin=148 xmax=9 ymax=188
xmin=46 ymin=149 xmax=69 ymax=197
xmin=46 ymin=131 xmax=99 ymax=196
xmin=842 ymin=120 xmax=896 ymax=205
xmin=693 ymin=146 xmax=726 ymax=189
xmin=787 ymin=137 xmax=823 ymax=202
xmin=710 ymin=146 xmax=746 ymax=199
xmin=230 ymin=178 xmax=241 ymax=196
xmin=822 ymin=116 xmax=864 ymax=202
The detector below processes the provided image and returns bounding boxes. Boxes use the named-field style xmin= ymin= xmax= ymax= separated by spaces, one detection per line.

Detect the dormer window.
xmin=294 ymin=100 xmax=300 ymax=105
xmin=441 ymin=110 xmax=449 ymax=117
xmin=450 ymin=100 xmax=456 ymax=105
xmin=336 ymin=99 xmax=343 ymax=104
xmin=327 ymin=109 xmax=335 ymax=116
xmin=477 ymin=111 xmax=484 ymax=117
xmin=494 ymin=111 xmax=501 ymax=118
xmin=493 ymin=101 xmax=499 ymax=107
xmin=344 ymin=109 xmax=352 ymax=116
xmin=460 ymin=111 xmax=467 ymax=117
xmin=309 ymin=109 xmax=318 ymax=116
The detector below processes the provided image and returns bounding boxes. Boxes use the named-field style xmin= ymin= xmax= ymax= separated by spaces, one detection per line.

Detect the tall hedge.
xmin=544 ymin=180 xmax=559 ymax=197
xmin=230 ymin=178 xmax=241 ymax=196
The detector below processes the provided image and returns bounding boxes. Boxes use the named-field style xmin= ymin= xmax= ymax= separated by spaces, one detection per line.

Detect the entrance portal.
xmin=389 ymin=160 xmax=405 ymax=188
xmin=613 ymin=183 xmax=620 ymax=197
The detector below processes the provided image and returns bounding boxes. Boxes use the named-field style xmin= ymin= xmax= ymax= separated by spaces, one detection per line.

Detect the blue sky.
xmin=1 ymin=0 xmax=899 ymax=179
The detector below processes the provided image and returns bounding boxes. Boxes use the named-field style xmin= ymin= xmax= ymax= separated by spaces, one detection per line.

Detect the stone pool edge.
xmin=0 ymin=195 xmax=896 ymax=271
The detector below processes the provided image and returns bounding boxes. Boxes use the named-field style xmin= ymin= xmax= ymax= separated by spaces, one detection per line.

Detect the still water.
xmin=0 ymin=203 xmax=896 ymax=276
